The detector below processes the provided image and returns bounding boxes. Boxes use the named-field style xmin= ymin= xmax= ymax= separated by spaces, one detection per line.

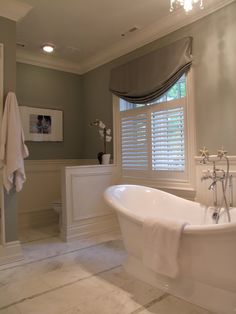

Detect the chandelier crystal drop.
xmin=170 ymin=0 xmax=204 ymax=13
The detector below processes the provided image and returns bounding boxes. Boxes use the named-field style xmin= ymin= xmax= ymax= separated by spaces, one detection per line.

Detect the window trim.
xmin=112 ymin=68 xmax=196 ymax=191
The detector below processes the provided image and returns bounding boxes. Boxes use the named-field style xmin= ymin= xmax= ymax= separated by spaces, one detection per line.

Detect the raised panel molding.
xmin=71 ymin=171 xmax=116 ymax=221
xmin=61 ymin=164 xmax=119 ymax=241
xmin=19 ymin=160 xmax=120 ymax=239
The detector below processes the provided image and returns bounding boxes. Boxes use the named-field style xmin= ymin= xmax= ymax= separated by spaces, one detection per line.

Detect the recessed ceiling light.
xmin=42 ymin=43 xmax=55 ymax=53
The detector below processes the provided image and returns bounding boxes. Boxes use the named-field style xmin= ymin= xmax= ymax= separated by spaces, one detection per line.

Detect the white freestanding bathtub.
xmin=104 ymin=184 xmax=236 ymax=314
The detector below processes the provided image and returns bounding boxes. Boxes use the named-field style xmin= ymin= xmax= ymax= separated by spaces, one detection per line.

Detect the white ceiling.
xmin=0 ymin=0 xmax=235 ymax=74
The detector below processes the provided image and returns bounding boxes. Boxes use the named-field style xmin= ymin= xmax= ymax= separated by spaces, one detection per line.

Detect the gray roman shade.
xmin=109 ymin=37 xmax=192 ymax=104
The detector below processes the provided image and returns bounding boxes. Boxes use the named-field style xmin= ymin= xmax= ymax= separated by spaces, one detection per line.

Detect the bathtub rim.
xmin=104 ymin=184 xmax=236 ymax=235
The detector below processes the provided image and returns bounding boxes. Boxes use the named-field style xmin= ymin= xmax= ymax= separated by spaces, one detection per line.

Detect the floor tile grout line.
xmin=0 ymin=264 xmax=122 ymax=310
xmin=0 ymin=238 xmax=122 ymax=272
xmin=129 ymin=293 xmax=169 ymax=314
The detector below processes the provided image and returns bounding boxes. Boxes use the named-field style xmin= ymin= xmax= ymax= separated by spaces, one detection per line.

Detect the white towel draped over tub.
xmin=0 ymin=92 xmax=29 ymax=192
xmin=142 ymin=217 xmax=188 ymax=278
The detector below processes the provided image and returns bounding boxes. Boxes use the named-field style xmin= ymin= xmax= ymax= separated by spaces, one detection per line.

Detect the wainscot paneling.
xmin=61 ymin=164 xmax=120 ymax=241
xmin=17 ymin=159 xmax=97 ymax=229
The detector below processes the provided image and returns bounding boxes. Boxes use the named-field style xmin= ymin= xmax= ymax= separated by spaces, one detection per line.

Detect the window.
xmin=151 ymin=106 xmax=185 ymax=172
xmin=113 ymin=71 xmax=195 ymax=189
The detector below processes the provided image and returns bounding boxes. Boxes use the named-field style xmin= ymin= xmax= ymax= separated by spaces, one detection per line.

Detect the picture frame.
xmin=20 ymin=106 xmax=63 ymax=141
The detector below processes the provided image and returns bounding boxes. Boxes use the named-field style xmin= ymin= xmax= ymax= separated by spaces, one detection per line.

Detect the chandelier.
xmin=170 ymin=0 xmax=204 ymax=13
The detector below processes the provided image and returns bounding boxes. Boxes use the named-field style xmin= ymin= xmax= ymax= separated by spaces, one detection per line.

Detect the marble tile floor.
xmin=0 ymin=230 xmax=215 ymax=314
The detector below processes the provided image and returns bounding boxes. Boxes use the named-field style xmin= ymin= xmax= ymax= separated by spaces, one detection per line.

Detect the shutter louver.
xmin=152 ymin=107 xmax=185 ymax=171
xmin=121 ymin=113 xmax=148 ymax=170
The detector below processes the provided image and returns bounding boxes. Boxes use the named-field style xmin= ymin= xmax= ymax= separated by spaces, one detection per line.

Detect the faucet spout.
xmin=199 ymin=146 xmax=232 ymax=224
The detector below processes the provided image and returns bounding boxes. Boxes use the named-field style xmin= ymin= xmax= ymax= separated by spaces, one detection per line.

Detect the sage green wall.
xmin=6 ymin=2 xmax=235 ymax=243
xmin=0 ymin=17 xmax=16 ymax=95
xmin=82 ymin=2 xmax=236 ymax=157
xmin=0 ymin=17 xmax=17 ymax=242
xmin=16 ymin=63 xmax=83 ymax=159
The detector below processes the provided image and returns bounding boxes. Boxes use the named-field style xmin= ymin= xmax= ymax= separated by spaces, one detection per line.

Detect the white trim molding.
xmin=18 ymin=159 xmax=97 ymax=229
xmin=61 ymin=164 xmax=119 ymax=241
xmin=15 ymin=0 xmax=235 ymax=74
xmin=113 ymin=69 xmax=196 ymax=200
xmin=79 ymin=0 xmax=235 ymax=73
xmin=16 ymin=51 xmax=82 ymax=75
xmin=18 ymin=160 xmax=119 ymax=238
xmin=24 ymin=158 xmax=97 ymax=168
xmin=0 ymin=0 xmax=32 ymax=21
xmin=61 ymin=214 xmax=119 ymax=241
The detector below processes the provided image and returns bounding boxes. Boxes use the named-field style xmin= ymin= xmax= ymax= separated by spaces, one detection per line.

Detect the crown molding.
xmin=0 ymin=0 xmax=32 ymax=21
xmin=16 ymin=49 xmax=82 ymax=75
xmin=16 ymin=0 xmax=235 ymax=74
xmin=79 ymin=0 xmax=235 ymax=73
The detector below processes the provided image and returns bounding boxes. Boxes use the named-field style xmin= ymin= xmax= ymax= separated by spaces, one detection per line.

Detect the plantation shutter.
xmin=151 ymin=107 xmax=185 ymax=171
xmin=121 ymin=112 xmax=148 ymax=170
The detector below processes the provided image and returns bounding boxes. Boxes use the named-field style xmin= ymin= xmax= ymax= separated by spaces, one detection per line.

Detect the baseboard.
xmin=61 ymin=213 xmax=120 ymax=241
xmin=18 ymin=208 xmax=59 ymax=229
xmin=0 ymin=241 xmax=23 ymax=266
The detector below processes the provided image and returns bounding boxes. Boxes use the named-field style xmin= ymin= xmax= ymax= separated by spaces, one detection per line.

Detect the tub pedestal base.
xmin=124 ymin=256 xmax=236 ymax=314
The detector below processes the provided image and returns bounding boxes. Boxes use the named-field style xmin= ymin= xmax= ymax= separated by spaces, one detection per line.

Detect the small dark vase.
xmin=97 ymin=152 xmax=104 ymax=164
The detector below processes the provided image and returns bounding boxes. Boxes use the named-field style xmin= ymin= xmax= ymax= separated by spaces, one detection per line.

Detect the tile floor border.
xmin=0 ymin=238 xmax=121 ymax=272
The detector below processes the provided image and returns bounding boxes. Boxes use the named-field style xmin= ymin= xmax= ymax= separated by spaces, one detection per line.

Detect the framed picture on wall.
xmin=20 ymin=106 xmax=63 ymax=141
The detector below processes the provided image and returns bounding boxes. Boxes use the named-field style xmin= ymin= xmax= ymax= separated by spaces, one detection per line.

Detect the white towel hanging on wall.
xmin=0 ymin=92 xmax=29 ymax=192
